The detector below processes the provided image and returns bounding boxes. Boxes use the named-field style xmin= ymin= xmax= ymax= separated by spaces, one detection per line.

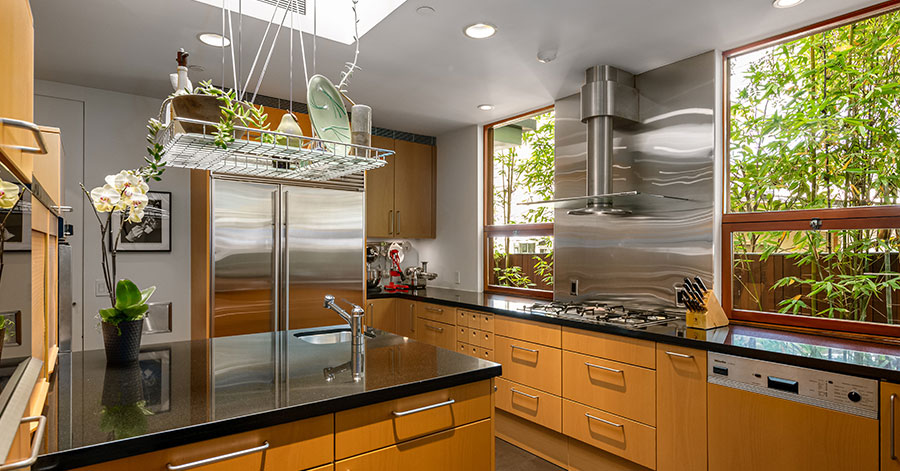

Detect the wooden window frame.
xmin=483 ymin=106 xmax=555 ymax=300
xmin=721 ymin=0 xmax=900 ymax=338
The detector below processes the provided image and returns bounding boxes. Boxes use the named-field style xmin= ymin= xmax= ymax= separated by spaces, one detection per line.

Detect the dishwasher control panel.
xmin=708 ymin=352 xmax=878 ymax=419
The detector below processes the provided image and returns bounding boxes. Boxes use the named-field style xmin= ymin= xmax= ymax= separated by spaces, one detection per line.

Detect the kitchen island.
xmin=35 ymin=327 xmax=500 ymax=470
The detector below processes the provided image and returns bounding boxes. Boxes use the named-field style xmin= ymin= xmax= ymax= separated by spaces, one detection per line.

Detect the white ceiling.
xmin=31 ymin=0 xmax=880 ymax=136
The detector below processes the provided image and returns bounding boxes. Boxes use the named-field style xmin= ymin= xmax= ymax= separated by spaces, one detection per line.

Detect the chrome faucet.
xmin=323 ymin=294 xmax=366 ymax=381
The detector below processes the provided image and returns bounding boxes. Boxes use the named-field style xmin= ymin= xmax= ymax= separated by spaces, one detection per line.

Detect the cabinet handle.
xmin=0 ymin=118 xmax=48 ymax=154
xmin=585 ymin=413 xmax=623 ymax=428
xmin=166 ymin=442 xmax=270 ymax=470
xmin=410 ymin=305 xmax=415 ymax=333
xmin=425 ymin=323 xmax=444 ymax=333
xmin=367 ymin=303 xmax=374 ymax=327
xmin=511 ymin=345 xmax=538 ymax=354
xmin=892 ymin=393 xmax=897 ymax=460
xmin=665 ymin=351 xmax=694 ymax=359
xmin=511 ymin=388 xmax=539 ymax=400
xmin=425 ymin=306 xmax=444 ymax=313
xmin=585 ymin=362 xmax=622 ymax=374
xmin=388 ymin=210 xmax=393 ymax=235
xmin=396 ymin=211 xmax=400 ymax=235
xmin=0 ymin=416 xmax=47 ymax=471
xmin=392 ymin=398 xmax=455 ymax=417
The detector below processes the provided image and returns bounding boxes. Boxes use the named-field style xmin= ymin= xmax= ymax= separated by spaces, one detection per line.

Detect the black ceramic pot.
xmin=101 ymin=319 xmax=143 ymax=365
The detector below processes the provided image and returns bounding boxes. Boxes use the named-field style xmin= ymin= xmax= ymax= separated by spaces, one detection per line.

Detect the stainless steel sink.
xmin=295 ymin=330 xmax=352 ymax=345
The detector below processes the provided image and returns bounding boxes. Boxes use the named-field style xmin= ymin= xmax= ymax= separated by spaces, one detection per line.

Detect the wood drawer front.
xmin=417 ymin=302 xmax=454 ymax=324
xmin=415 ymin=318 xmax=456 ymax=350
xmin=495 ymin=336 xmax=561 ymax=395
xmin=72 ymin=415 xmax=333 ymax=471
xmin=334 ymin=380 xmax=492 ymax=459
xmin=457 ymin=341 xmax=469 ymax=356
xmin=457 ymin=309 xmax=469 ymax=327
xmin=459 ymin=310 xmax=494 ymax=332
xmin=496 ymin=378 xmax=562 ymax=432
xmin=457 ymin=326 xmax=469 ymax=343
xmin=470 ymin=328 xmax=493 ymax=349
xmin=335 ymin=418 xmax=493 ymax=471
xmin=479 ymin=347 xmax=494 ymax=362
xmin=563 ymin=399 xmax=656 ymax=470
xmin=562 ymin=351 xmax=656 ymax=426
xmin=562 ymin=327 xmax=655 ymax=369
xmin=479 ymin=313 xmax=494 ymax=332
xmin=495 ymin=316 xmax=561 ymax=348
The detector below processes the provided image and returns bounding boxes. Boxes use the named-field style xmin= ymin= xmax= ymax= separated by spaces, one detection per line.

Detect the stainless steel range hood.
xmin=522 ymin=65 xmax=689 ymax=215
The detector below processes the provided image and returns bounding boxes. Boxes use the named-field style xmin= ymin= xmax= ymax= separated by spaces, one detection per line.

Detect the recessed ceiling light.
xmin=477 ymin=104 xmax=495 ymax=111
xmin=773 ymin=0 xmax=804 ymax=8
xmin=464 ymin=23 xmax=497 ymax=39
xmin=416 ymin=6 xmax=435 ymax=16
xmin=197 ymin=33 xmax=230 ymax=47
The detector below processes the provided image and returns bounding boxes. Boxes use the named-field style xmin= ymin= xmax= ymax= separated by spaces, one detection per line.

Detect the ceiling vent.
xmin=257 ymin=0 xmax=306 ymax=15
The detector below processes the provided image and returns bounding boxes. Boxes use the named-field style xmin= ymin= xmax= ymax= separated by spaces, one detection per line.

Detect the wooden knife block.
xmin=685 ymin=291 xmax=729 ymax=330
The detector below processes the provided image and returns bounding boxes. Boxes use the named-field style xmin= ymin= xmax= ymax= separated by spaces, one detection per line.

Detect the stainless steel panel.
xmin=708 ymin=352 xmax=878 ymax=419
xmin=284 ymin=186 xmax=363 ymax=330
xmin=212 ymin=179 xmax=277 ymax=337
xmin=554 ymin=51 xmax=716 ymax=307
xmin=58 ymin=242 xmax=72 ymax=352
xmin=143 ymin=301 xmax=173 ymax=334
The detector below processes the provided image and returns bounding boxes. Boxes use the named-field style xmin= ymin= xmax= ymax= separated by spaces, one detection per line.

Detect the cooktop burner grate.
xmin=528 ymin=301 xmax=682 ymax=328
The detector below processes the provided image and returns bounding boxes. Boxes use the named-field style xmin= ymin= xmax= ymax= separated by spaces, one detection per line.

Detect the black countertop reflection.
xmin=36 ymin=328 xmax=499 ymax=471
xmin=374 ymin=287 xmax=900 ymax=382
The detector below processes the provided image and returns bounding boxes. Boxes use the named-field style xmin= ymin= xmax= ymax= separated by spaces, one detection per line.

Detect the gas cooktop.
xmin=527 ymin=301 xmax=683 ymax=328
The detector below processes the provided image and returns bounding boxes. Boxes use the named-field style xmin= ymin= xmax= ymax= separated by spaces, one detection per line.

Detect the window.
xmin=723 ymin=3 xmax=900 ymax=337
xmin=484 ymin=107 xmax=555 ymax=298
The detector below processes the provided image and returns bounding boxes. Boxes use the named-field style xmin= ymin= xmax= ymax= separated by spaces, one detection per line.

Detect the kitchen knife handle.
xmin=694 ymin=276 xmax=709 ymax=292
xmin=892 ymin=393 xmax=897 ymax=460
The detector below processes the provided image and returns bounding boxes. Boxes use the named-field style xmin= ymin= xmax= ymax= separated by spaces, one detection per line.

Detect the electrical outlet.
xmin=455 ymin=271 xmax=461 ymax=284
xmin=570 ymin=279 xmax=579 ymax=296
xmin=95 ymin=279 xmax=109 ymax=297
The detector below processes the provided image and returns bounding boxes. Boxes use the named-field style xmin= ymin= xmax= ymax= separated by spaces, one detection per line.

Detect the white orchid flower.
xmin=106 ymin=170 xmax=142 ymax=193
xmin=126 ymin=192 xmax=149 ymax=222
xmin=90 ymin=184 xmax=121 ymax=212
xmin=0 ymin=179 xmax=20 ymax=209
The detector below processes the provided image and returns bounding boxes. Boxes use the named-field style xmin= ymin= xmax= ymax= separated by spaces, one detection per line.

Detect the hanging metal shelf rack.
xmin=155 ymin=115 xmax=391 ymax=182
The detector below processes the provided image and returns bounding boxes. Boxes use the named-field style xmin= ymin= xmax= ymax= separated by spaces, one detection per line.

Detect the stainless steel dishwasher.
xmin=707 ymin=352 xmax=879 ymax=471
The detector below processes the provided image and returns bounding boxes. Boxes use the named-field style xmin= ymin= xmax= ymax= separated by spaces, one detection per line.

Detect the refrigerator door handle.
xmin=282 ymin=190 xmax=290 ymax=331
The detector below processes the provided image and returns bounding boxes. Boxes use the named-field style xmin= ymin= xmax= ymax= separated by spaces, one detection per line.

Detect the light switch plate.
xmin=95 ymin=279 xmax=109 ymax=297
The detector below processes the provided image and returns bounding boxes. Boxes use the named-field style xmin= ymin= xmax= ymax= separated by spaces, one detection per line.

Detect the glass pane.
xmin=491 ymin=110 xmax=555 ymax=225
xmin=731 ymin=229 xmax=900 ymax=325
xmin=488 ymin=235 xmax=553 ymax=290
xmin=728 ymin=10 xmax=900 ymax=213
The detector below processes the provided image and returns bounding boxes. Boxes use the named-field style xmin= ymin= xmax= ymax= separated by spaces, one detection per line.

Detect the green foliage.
xmin=730 ymin=10 xmax=900 ymax=323
xmin=99 ymin=279 xmax=156 ymax=328
xmin=493 ymin=265 xmax=535 ymax=289
xmin=143 ymin=118 xmax=166 ymax=182
xmin=100 ymin=401 xmax=152 ymax=440
xmin=193 ymin=81 xmax=274 ymax=149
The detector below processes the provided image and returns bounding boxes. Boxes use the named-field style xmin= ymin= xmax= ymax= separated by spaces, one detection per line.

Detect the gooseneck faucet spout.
xmin=323 ymin=294 xmax=366 ymax=382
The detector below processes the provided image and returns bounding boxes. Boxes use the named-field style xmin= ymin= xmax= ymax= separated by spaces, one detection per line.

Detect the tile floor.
xmin=496 ymin=438 xmax=565 ymax=471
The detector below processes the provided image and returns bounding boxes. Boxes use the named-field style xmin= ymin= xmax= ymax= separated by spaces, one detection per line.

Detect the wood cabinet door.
xmin=656 ymin=345 xmax=706 ymax=471
xmin=365 ymin=136 xmax=395 ymax=238
xmin=0 ymin=0 xmax=35 ymax=183
xmin=392 ymin=139 xmax=434 ymax=239
xmin=883 ymin=382 xmax=900 ymax=470
xmin=334 ymin=419 xmax=492 ymax=471
xmin=394 ymin=300 xmax=416 ymax=339
xmin=366 ymin=298 xmax=395 ymax=333
xmin=415 ymin=318 xmax=455 ymax=350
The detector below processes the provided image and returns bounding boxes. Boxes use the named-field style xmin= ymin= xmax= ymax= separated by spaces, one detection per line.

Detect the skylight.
xmin=191 ymin=0 xmax=406 ymax=45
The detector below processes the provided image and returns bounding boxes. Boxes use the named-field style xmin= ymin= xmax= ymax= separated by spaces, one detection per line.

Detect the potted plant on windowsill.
xmin=82 ymin=122 xmax=166 ymax=364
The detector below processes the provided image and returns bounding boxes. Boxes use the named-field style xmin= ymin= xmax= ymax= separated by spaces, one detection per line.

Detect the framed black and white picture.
xmin=114 ymin=191 xmax=171 ymax=252
xmin=1 ymin=198 xmax=31 ymax=252
xmin=139 ymin=348 xmax=171 ymax=413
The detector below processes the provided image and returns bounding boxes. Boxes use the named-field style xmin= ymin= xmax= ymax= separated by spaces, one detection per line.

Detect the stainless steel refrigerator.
xmin=210 ymin=176 xmax=364 ymax=338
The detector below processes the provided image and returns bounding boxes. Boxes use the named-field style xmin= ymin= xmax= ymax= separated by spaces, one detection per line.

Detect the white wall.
xmin=34 ymin=80 xmax=192 ymax=351
xmin=417 ymin=125 xmax=483 ymax=292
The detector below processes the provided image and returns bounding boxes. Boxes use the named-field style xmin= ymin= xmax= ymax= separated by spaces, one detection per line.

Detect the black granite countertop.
xmin=36 ymin=327 xmax=500 ymax=471
xmin=373 ymin=287 xmax=900 ymax=383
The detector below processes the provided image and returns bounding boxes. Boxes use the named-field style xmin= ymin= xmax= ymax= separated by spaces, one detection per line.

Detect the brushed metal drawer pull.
xmin=425 ymin=324 xmax=444 ymax=333
xmin=585 ymin=362 xmax=622 ymax=374
xmin=511 ymin=345 xmax=538 ymax=353
xmin=392 ymin=398 xmax=455 ymax=417
xmin=585 ymin=413 xmax=623 ymax=428
xmin=511 ymin=388 xmax=539 ymax=400
xmin=892 ymin=393 xmax=897 ymax=460
xmin=0 ymin=117 xmax=48 ymax=154
xmin=166 ymin=441 xmax=269 ymax=470
xmin=0 ymin=416 xmax=47 ymax=471
xmin=425 ymin=307 xmax=444 ymax=313
xmin=665 ymin=351 xmax=694 ymax=359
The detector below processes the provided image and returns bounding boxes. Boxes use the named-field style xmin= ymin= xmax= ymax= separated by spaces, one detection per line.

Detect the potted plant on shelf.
xmin=82 ymin=122 xmax=166 ymax=364
xmin=0 ymin=178 xmax=22 ymax=360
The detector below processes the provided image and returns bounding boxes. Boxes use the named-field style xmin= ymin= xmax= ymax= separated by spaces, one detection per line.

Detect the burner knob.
xmin=848 ymin=391 xmax=862 ymax=403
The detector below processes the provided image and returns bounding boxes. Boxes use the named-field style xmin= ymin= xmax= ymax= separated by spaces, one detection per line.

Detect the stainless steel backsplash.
xmin=554 ymin=51 xmax=716 ymax=307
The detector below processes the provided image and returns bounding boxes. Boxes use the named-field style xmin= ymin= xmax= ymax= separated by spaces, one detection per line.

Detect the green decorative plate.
xmin=307 ymin=74 xmax=351 ymax=152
